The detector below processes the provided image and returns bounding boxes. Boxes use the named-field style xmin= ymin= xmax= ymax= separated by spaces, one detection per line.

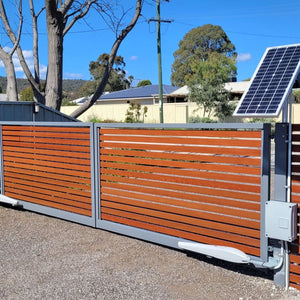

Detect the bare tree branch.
xmin=0 ymin=0 xmax=23 ymax=54
xmin=63 ymin=0 xmax=97 ymax=36
xmin=29 ymin=0 xmax=40 ymax=81
xmin=60 ymin=0 xmax=76 ymax=15
xmin=70 ymin=0 xmax=142 ymax=118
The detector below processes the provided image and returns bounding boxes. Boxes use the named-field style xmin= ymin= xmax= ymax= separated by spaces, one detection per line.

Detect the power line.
xmin=173 ymin=21 xmax=300 ymax=40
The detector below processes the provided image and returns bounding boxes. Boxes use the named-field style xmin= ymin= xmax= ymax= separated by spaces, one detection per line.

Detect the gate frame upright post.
xmin=273 ymin=122 xmax=289 ymax=287
xmin=260 ymin=123 xmax=271 ymax=263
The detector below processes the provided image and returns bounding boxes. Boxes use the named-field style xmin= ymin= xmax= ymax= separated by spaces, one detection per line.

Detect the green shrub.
xmin=188 ymin=116 xmax=217 ymax=123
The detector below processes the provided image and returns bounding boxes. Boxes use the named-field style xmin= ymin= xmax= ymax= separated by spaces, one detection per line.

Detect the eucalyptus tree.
xmin=0 ymin=0 xmax=143 ymax=116
xmin=0 ymin=0 xmax=23 ymax=101
xmin=171 ymin=24 xmax=236 ymax=87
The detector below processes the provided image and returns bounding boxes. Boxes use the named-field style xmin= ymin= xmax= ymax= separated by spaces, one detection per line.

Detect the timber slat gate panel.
xmin=98 ymin=126 xmax=266 ymax=257
xmin=290 ymin=124 xmax=300 ymax=289
xmin=0 ymin=124 xmax=94 ymax=226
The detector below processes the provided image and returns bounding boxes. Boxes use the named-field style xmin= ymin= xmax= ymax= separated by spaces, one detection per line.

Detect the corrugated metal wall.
xmin=0 ymin=102 xmax=78 ymax=122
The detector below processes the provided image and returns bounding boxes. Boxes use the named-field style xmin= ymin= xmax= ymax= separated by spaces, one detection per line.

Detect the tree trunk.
xmin=45 ymin=8 xmax=64 ymax=110
xmin=3 ymin=55 xmax=18 ymax=101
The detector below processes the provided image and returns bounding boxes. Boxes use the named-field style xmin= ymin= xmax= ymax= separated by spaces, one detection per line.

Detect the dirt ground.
xmin=1 ymin=204 xmax=300 ymax=300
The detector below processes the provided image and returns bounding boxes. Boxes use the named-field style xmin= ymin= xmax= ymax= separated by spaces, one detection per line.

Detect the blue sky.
xmin=1 ymin=0 xmax=300 ymax=87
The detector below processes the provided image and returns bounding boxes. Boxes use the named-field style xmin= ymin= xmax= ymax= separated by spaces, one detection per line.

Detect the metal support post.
xmin=260 ymin=123 xmax=271 ymax=263
xmin=273 ymin=122 xmax=289 ymax=287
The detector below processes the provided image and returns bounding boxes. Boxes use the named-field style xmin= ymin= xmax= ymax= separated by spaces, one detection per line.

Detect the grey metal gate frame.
xmin=2 ymin=121 xmax=294 ymax=287
xmin=0 ymin=121 xmax=96 ymax=227
xmin=94 ymin=122 xmax=271 ymax=266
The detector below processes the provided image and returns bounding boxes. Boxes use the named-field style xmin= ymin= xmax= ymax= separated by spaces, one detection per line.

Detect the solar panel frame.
xmin=233 ymin=44 xmax=300 ymax=117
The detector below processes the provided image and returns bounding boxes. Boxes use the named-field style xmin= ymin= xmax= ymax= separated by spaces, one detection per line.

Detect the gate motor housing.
xmin=265 ymin=201 xmax=298 ymax=242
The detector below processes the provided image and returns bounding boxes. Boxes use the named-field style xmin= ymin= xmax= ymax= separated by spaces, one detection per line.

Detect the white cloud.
xmin=0 ymin=48 xmax=47 ymax=78
xmin=64 ymin=72 xmax=84 ymax=79
xmin=129 ymin=55 xmax=138 ymax=61
xmin=237 ymin=53 xmax=252 ymax=62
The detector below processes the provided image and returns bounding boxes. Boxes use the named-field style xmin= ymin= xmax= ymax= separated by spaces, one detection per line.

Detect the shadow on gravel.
xmin=183 ymin=250 xmax=273 ymax=280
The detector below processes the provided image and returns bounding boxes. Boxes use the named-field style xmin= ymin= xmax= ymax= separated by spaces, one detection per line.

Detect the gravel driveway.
xmin=1 ymin=204 xmax=300 ymax=300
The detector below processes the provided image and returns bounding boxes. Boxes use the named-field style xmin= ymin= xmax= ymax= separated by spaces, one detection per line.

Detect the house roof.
xmin=99 ymin=84 xmax=179 ymax=101
xmin=170 ymin=81 xmax=251 ymax=97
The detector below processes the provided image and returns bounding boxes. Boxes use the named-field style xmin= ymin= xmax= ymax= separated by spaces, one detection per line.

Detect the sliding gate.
xmin=95 ymin=123 xmax=271 ymax=263
xmin=1 ymin=122 xmax=283 ymax=284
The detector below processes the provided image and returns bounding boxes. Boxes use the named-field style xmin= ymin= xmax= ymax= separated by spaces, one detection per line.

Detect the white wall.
xmin=61 ymin=103 xmax=203 ymax=123
xmin=61 ymin=103 xmax=300 ymax=124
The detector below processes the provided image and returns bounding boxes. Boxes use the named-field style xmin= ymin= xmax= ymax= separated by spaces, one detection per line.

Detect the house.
xmin=169 ymin=81 xmax=250 ymax=100
xmin=74 ymin=84 xmax=180 ymax=106
xmin=62 ymin=84 xmax=185 ymax=123
xmin=60 ymin=82 xmax=252 ymax=123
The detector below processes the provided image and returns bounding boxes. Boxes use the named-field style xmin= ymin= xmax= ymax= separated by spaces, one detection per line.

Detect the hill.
xmin=0 ymin=76 xmax=87 ymax=99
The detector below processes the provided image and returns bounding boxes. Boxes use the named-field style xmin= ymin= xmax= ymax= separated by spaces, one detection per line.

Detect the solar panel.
xmin=234 ymin=44 xmax=300 ymax=117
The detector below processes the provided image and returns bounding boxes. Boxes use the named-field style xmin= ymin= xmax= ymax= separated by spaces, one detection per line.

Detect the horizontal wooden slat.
xmin=290 ymin=264 xmax=300 ymax=274
xmin=290 ymin=194 xmax=300 ymax=203
xmin=100 ymin=172 xmax=260 ymax=195
xmin=292 ymin=155 xmax=300 ymax=163
xmin=292 ymin=145 xmax=300 ymax=153
xmin=101 ymin=162 xmax=261 ymax=187
xmin=2 ymin=145 xmax=90 ymax=159
xmin=4 ymin=165 xmax=91 ymax=185
xmin=102 ymin=179 xmax=260 ymax=206
xmin=101 ymin=213 xmax=260 ymax=257
xmin=292 ymin=165 xmax=300 ymax=173
xmin=289 ymin=273 xmax=300 ymax=285
xmin=5 ymin=185 xmax=91 ymax=210
xmin=100 ymin=193 xmax=260 ymax=229
xmin=291 ymin=184 xmax=300 ymax=194
xmin=5 ymin=191 xmax=91 ymax=216
xmin=2 ymin=125 xmax=90 ymax=133
xmin=100 ymin=134 xmax=261 ymax=148
xmin=3 ymin=150 xmax=90 ymax=166
xmin=5 ymin=180 xmax=91 ymax=204
xmin=292 ymin=134 xmax=300 ymax=142
xmin=292 ymin=124 xmax=300 ymax=131
xmin=3 ymin=155 xmax=91 ymax=172
xmin=5 ymin=170 xmax=90 ymax=192
xmin=2 ymin=130 xmax=90 ymax=139
xmin=290 ymin=254 xmax=300 ymax=264
xmin=4 ymin=161 xmax=90 ymax=178
xmin=100 ymin=154 xmax=261 ymax=175
xmin=3 ymin=141 xmax=89 ymax=152
xmin=100 ymin=128 xmax=262 ymax=138
xmin=101 ymin=205 xmax=260 ymax=238
xmin=101 ymin=178 xmax=259 ymax=210
xmin=101 ymin=166 xmax=260 ymax=186
xmin=101 ymin=148 xmax=261 ymax=167
xmin=2 ymin=135 xmax=90 ymax=146
xmin=101 ymin=206 xmax=260 ymax=247
xmin=100 ymin=141 xmax=261 ymax=157
xmin=5 ymin=174 xmax=91 ymax=198
xmin=101 ymin=185 xmax=259 ymax=220
xmin=292 ymin=175 xmax=300 ymax=182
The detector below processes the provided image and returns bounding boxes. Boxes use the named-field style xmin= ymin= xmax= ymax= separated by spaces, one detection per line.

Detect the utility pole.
xmin=148 ymin=0 xmax=171 ymax=123
xmin=156 ymin=0 xmax=164 ymax=123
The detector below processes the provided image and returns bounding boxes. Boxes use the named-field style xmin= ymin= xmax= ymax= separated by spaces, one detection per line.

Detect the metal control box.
xmin=265 ymin=201 xmax=298 ymax=242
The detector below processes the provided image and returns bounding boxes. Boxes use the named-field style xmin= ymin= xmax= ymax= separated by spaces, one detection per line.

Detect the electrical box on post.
xmin=265 ymin=201 xmax=298 ymax=242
